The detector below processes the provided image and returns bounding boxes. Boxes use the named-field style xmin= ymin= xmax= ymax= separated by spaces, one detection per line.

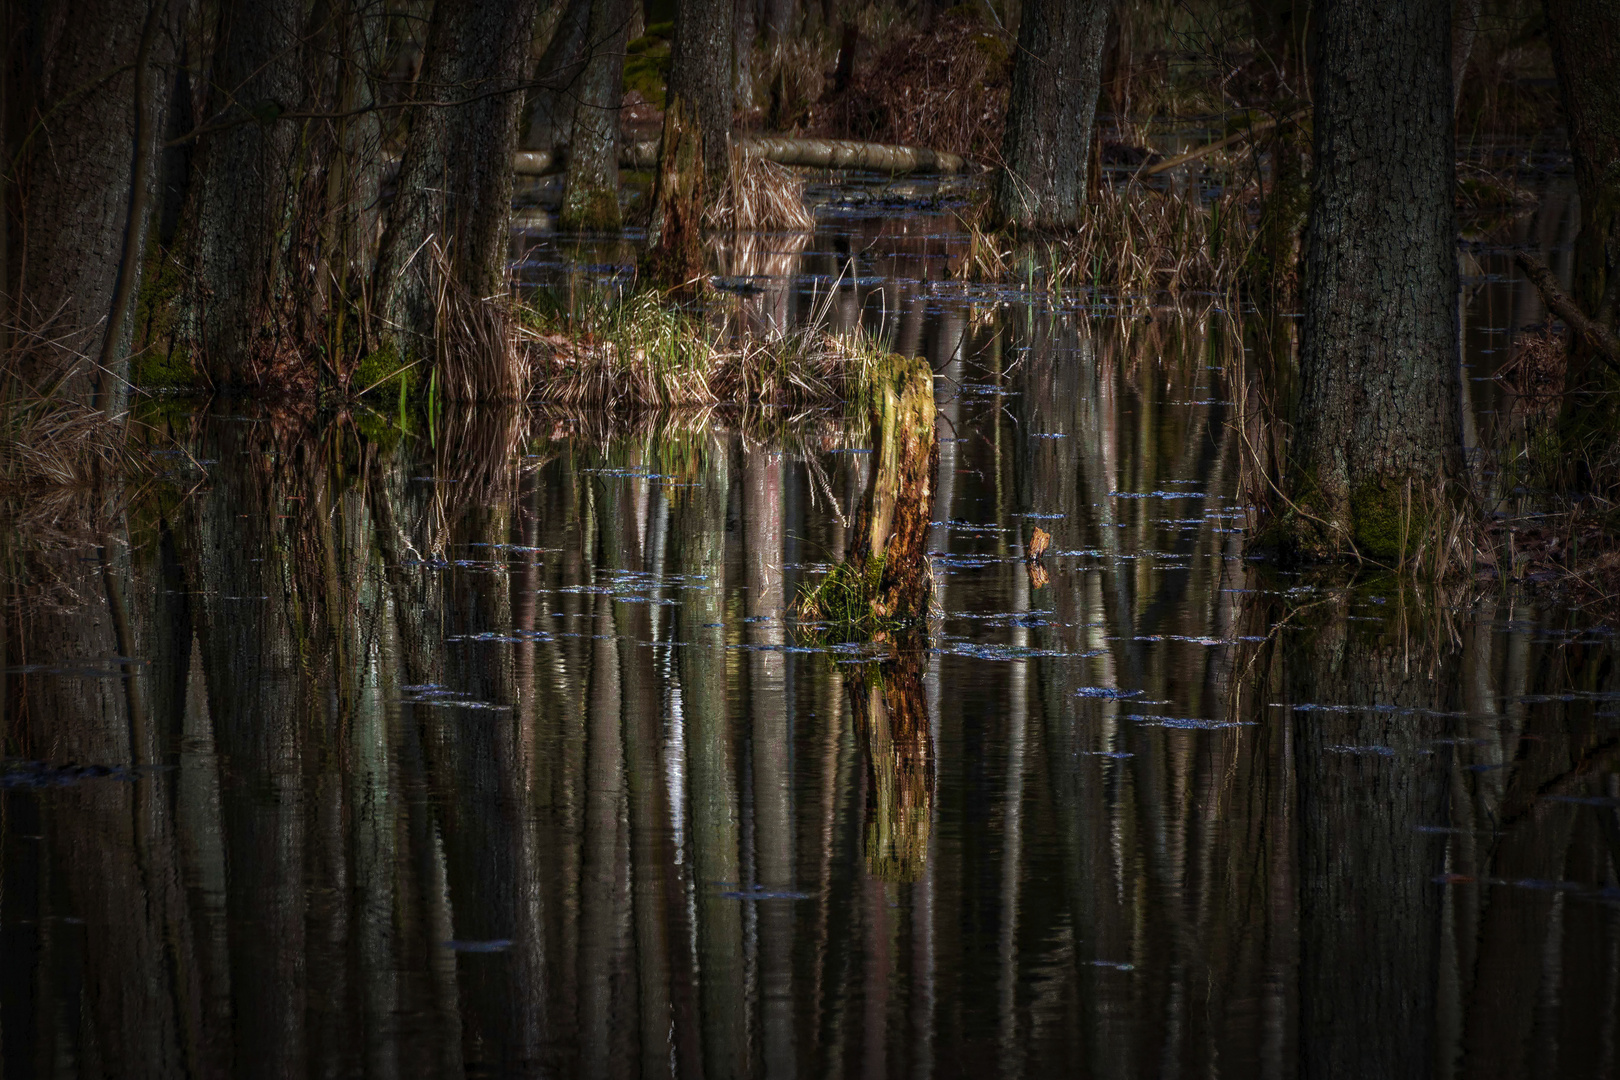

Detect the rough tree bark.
xmin=991 ymin=0 xmax=1110 ymax=230
xmin=1287 ymin=0 xmax=1460 ymax=559
xmin=647 ymin=0 xmax=735 ymax=286
xmin=2 ymin=0 xmax=174 ymax=406
xmin=523 ymin=0 xmax=593 ymax=152
xmin=373 ymin=0 xmax=541 ymax=360
xmin=1541 ymin=0 xmax=1620 ymax=403
xmin=184 ymin=0 xmax=305 ymax=387
xmin=559 ymin=0 xmax=634 ymax=230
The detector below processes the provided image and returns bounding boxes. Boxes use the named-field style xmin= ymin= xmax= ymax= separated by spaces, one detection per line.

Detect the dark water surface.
xmin=4 ymin=190 xmax=1619 ymax=1078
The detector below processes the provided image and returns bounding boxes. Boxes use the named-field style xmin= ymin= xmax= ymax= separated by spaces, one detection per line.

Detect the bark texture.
xmin=2 ymin=0 xmax=172 ymax=405
xmin=523 ymin=0 xmax=593 ymax=151
xmin=647 ymin=0 xmax=735 ymax=285
xmin=1289 ymin=0 xmax=1460 ymax=559
xmin=559 ymin=0 xmax=634 ymax=230
xmin=373 ymin=0 xmax=541 ymax=353
xmin=1542 ymin=0 xmax=1620 ymax=397
xmin=184 ymin=0 xmax=305 ymax=386
xmin=991 ymin=0 xmax=1110 ymax=230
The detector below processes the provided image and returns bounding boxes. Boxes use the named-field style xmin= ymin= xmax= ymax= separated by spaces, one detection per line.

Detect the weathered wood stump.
xmin=799 ymin=353 xmax=937 ymax=633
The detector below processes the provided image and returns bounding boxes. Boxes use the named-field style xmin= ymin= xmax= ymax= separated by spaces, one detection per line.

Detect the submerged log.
xmin=799 ymin=353 xmax=937 ymax=632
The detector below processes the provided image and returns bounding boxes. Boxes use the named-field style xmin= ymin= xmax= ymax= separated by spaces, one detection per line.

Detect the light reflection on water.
xmin=3 ymin=197 xmax=1618 ymax=1078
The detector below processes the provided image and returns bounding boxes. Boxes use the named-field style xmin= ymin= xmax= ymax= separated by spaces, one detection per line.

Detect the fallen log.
xmin=620 ymin=136 xmax=967 ymax=174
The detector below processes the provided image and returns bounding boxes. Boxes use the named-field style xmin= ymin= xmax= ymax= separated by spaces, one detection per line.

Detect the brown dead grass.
xmin=810 ymin=9 xmax=1012 ymax=161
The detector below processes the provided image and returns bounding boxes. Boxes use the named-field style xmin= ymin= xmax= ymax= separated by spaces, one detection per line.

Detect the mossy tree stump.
xmin=800 ymin=353 xmax=938 ymax=633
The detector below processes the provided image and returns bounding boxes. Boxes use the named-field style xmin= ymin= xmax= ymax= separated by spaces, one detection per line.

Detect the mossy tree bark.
xmin=1286 ymin=0 xmax=1461 ymax=560
xmin=647 ymin=0 xmax=735 ymax=286
xmin=373 ymin=0 xmax=541 ymax=355
xmin=1542 ymin=0 xmax=1620 ymax=409
xmin=842 ymin=354 xmax=938 ymax=625
xmin=991 ymin=0 xmax=1110 ymax=231
xmin=2 ymin=0 xmax=175 ymax=407
xmin=559 ymin=0 xmax=634 ymax=231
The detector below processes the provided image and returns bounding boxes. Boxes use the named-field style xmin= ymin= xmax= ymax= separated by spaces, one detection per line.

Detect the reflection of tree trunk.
xmin=11 ymin=531 xmax=191 ymax=1075
xmin=580 ymin=589 xmax=630 ymax=1076
xmin=677 ymin=443 xmax=750 ymax=1079
xmin=744 ymin=444 xmax=797 ymax=1077
xmin=846 ymin=650 xmax=934 ymax=886
xmin=1290 ymin=593 xmax=1447 ymax=1078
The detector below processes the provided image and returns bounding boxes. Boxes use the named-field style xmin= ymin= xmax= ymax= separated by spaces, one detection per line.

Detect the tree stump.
xmin=799 ymin=353 xmax=937 ymax=633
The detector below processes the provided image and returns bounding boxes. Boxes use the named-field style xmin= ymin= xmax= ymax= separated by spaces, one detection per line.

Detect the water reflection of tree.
xmin=6 ymin=380 xmax=1620 ymax=1076
xmin=847 ymin=647 xmax=936 ymax=885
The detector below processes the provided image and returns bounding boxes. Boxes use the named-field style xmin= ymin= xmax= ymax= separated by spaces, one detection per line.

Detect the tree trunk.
xmin=184 ymin=0 xmax=305 ymax=387
xmin=1287 ymin=0 xmax=1460 ymax=560
xmin=991 ymin=0 xmax=1110 ymax=230
xmin=373 ymin=0 xmax=540 ymax=362
xmin=559 ymin=0 xmax=634 ymax=230
xmin=1542 ymin=0 xmax=1620 ymax=404
xmin=647 ymin=0 xmax=735 ymax=285
xmin=2 ymin=0 xmax=173 ymax=406
xmin=524 ymin=0 xmax=594 ymax=151
xmin=801 ymin=354 xmax=937 ymax=630
xmin=733 ymin=0 xmax=756 ymax=115
xmin=762 ymin=0 xmax=795 ymax=38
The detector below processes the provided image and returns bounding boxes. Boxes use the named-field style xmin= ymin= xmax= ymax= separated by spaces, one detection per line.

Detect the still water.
xmin=4 ymin=185 xmax=1618 ymax=1078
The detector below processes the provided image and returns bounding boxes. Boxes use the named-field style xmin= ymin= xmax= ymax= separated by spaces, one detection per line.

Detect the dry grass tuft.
xmin=706 ymin=144 xmax=816 ymax=233
xmin=428 ymin=240 xmax=533 ymax=403
xmin=1493 ymin=317 xmax=1566 ymax=415
xmin=522 ymin=288 xmax=886 ymax=411
xmin=957 ymin=181 xmax=1251 ymax=298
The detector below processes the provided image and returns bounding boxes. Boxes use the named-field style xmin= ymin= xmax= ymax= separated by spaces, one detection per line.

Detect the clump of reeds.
xmin=0 ymin=395 xmax=139 ymax=488
xmin=428 ymin=241 xmax=533 ymax=403
xmin=706 ymin=143 xmax=816 ymax=233
xmin=959 ymin=179 xmax=1252 ymax=298
xmin=521 ymin=288 xmax=886 ymax=410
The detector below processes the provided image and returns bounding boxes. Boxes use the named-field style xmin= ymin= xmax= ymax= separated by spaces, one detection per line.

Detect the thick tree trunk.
xmin=559 ymin=0 xmax=634 ymax=230
xmin=523 ymin=0 xmax=593 ymax=152
xmin=647 ymin=0 xmax=735 ymax=285
xmin=1542 ymin=0 xmax=1620 ymax=402
xmin=2 ymin=0 xmax=172 ymax=406
xmin=185 ymin=0 xmax=305 ymax=386
xmin=1287 ymin=0 xmax=1460 ymax=559
xmin=991 ymin=0 xmax=1110 ymax=230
